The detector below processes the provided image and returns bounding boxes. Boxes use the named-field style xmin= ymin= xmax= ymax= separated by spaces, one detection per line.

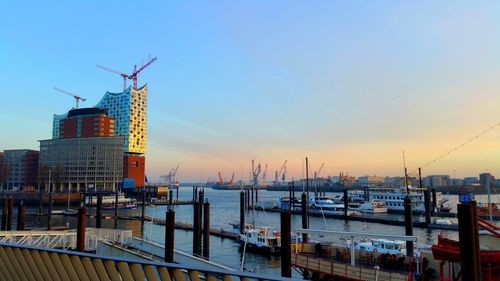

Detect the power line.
xmin=409 ymin=121 xmax=500 ymax=176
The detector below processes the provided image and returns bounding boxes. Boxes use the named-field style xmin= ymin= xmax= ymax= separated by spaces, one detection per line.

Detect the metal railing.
xmin=0 ymin=243 xmax=297 ymax=281
xmin=0 ymin=228 xmax=132 ymax=251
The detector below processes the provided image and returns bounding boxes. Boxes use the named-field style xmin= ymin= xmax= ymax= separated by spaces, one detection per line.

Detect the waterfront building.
xmin=2 ymin=149 xmax=39 ymax=190
xmin=357 ymin=175 xmax=385 ymax=186
xmin=49 ymin=85 xmax=148 ymax=189
xmin=479 ymin=173 xmax=495 ymax=190
xmin=52 ymin=113 xmax=68 ymax=139
xmin=59 ymin=108 xmax=115 ymax=139
xmin=463 ymin=176 xmax=479 ymax=185
xmin=96 ymin=85 xmax=148 ymax=154
xmin=423 ymin=175 xmax=450 ymax=187
xmin=39 ymin=137 xmax=124 ymax=192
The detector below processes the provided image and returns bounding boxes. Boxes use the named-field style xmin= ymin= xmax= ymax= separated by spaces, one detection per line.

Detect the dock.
xmin=252 ymin=205 xmax=458 ymax=230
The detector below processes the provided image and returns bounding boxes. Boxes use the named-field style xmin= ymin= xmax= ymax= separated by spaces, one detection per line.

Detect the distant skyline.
xmin=1 ymin=2 xmax=500 ymax=182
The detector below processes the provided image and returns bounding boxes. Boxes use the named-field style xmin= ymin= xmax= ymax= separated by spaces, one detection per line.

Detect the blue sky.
xmin=1 ymin=1 xmax=500 ymax=182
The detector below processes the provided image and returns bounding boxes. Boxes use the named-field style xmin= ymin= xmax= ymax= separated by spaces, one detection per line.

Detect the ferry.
xmin=85 ymin=193 xmax=136 ymax=206
xmin=237 ymin=226 xmax=281 ymax=254
xmin=368 ymin=186 xmax=426 ymax=213
xmin=277 ymin=197 xmax=301 ymax=211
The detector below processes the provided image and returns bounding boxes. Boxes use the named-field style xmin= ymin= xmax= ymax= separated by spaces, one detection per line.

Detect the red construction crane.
xmin=96 ymin=56 xmax=157 ymax=90
xmin=130 ymin=57 xmax=157 ymax=90
xmin=53 ymin=87 xmax=86 ymax=109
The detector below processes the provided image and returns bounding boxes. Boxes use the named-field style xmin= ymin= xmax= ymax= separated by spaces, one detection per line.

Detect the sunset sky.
xmin=1 ymin=1 xmax=499 ymax=182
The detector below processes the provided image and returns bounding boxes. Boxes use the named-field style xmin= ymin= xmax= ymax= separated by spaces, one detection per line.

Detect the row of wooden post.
xmin=1 ymin=198 xmax=24 ymax=231
xmin=192 ymin=188 xmax=211 ymax=259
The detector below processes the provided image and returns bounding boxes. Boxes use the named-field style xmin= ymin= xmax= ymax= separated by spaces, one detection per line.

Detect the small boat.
xmin=277 ymin=197 xmax=301 ymax=211
xmin=237 ymin=226 xmax=281 ymax=254
xmin=354 ymin=199 xmax=388 ymax=213
xmin=309 ymin=196 xmax=354 ymax=215
xmin=478 ymin=203 xmax=500 ymax=220
xmin=102 ymin=202 xmax=138 ymax=210
xmin=229 ymin=222 xmax=254 ymax=233
xmin=51 ymin=210 xmax=65 ymax=215
xmin=63 ymin=209 xmax=78 ymax=216
xmin=354 ymin=239 xmax=407 ymax=256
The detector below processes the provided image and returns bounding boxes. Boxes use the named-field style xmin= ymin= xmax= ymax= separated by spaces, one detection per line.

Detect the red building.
xmin=59 ymin=108 xmax=115 ymax=139
xmin=123 ymin=155 xmax=145 ymax=187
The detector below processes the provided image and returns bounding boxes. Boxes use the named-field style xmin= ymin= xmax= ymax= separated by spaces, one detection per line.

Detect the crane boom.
xmin=96 ymin=64 xmax=129 ymax=90
xmin=53 ymin=87 xmax=86 ymax=109
xmin=130 ymin=57 xmax=157 ymax=89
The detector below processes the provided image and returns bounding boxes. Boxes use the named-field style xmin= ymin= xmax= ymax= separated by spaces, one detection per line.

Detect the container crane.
xmin=160 ymin=163 xmax=180 ymax=187
xmin=262 ymin=164 xmax=268 ymax=182
xmin=251 ymin=160 xmax=261 ymax=187
xmin=274 ymin=160 xmax=288 ymax=185
xmin=218 ymin=172 xmax=224 ymax=185
xmin=53 ymin=87 xmax=86 ymax=109
xmin=96 ymin=56 xmax=157 ymax=90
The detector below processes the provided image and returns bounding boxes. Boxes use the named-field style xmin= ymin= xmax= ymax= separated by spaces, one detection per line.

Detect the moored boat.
xmin=237 ymin=226 xmax=281 ymax=254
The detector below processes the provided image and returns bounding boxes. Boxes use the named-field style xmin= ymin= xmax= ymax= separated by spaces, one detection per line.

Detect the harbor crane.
xmin=53 ymin=87 xmax=86 ymax=109
xmin=217 ymin=172 xmax=235 ymax=186
xmin=160 ymin=163 xmax=180 ymax=187
xmin=97 ymin=56 xmax=158 ymax=90
xmin=251 ymin=160 xmax=262 ymax=187
xmin=262 ymin=164 xmax=268 ymax=182
xmin=274 ymin=160 xmax=287 ymax=185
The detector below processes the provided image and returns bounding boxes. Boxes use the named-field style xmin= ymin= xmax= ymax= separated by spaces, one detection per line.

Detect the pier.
xmin=252 ymin=205 xmax=459 ymax=230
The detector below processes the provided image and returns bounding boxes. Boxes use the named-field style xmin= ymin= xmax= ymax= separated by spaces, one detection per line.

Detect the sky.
xmin=1 ymin=1 xmax=500 ymax=182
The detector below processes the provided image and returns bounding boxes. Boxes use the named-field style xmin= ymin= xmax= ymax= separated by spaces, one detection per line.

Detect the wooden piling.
xmin=458 ymin=201 xmax=481 ymax=281
xmin=280 ymin=211 xmax=292 ymax=277
xmin=251 ymin=188 xmax=254 ymax=206
xmin=404 ymin=196 xmax=414 ymax=257
xmin=169 ymin=189 xmax=173 ymax=205
xmin=16 ymin=200 xmax=25 ymax=231
xmin=77 ymin=207 xmax=86 ymax=252
xmin=431 ymin=188 xmax=437 ymax=215
xmin=165 ymin=209 xmax=175 ymax=262
xmin=7 ymin=198 xmax=13 ymax=231
xmin=114 ymin=187 xmax=118 ymax=229
xmin=255 ymin=189 xmax=258 ymax=203
xmin=424 ymin=189 xmax=431 ymax=226
xmin=240 ymin=191 xmax=245 ymax=234
xmin=141 ymin=187 xmax=146 ymax=221
xmin=301 ymin=192 xmax=308 ymax=243
xmin=96 ymin=195 xmax=102 ymax=228
xmin=193 ymin=202 xmax=202 ymax=256
xmin=343 ymin=189 xmax=349 ymax=222
xmin=203 ymin=202 xmax=210 ymax=259
xmin=47 ymin=193 xmax=53 ymax=230
xmin=1 ymin=198 xmax=7 ymax=231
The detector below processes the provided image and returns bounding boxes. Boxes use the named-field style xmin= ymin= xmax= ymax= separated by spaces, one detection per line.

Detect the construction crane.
xmin=96 ymin=56 xmax=158 ymax=90
xmin=53 ymin=87 xmax=86 ymax=109
xmin=274 ymin=160 xmax=288 ymax=185
xmin=314 ymin=162 xmax=325 ymax=179
xmin=96 ymin=65 xmax=129 ymax=90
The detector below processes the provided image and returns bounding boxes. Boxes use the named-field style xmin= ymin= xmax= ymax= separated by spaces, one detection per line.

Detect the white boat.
xmin=63 ymin=209 xmax=78 ymax=216
xmin=237 ymin=226 xmax=281 ymax=254
xmin=368 ymin=186 xmax=427 ymax=213
xmin=354 ymin=199 xmax=388 ymax=213
xmin=354 ymin=239 xmax=407 ymax=256
xmin=85 ymin=194 xmax=136 ymax=206
xmin=308 ymin=196 xmax=354 ymax=216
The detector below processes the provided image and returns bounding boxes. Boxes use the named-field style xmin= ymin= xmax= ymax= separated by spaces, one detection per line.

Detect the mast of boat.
xmin=402 ymin=151 xmax=409 ymax=194
xmin=486 ymin=176 xmax=493 ymax=221
xmin=67 ymin=181 xmax=71 ymax=211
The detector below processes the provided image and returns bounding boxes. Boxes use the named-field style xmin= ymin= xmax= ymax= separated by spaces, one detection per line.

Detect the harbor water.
xmin=22 ymin=187 xmax=499 ymax=277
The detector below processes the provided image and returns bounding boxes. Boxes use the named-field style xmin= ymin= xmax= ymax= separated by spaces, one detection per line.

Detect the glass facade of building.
xmin=39 ymin=137 xmax=124 ymax=192
xmin=96 ymin=85 xmax=148 ymax=154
